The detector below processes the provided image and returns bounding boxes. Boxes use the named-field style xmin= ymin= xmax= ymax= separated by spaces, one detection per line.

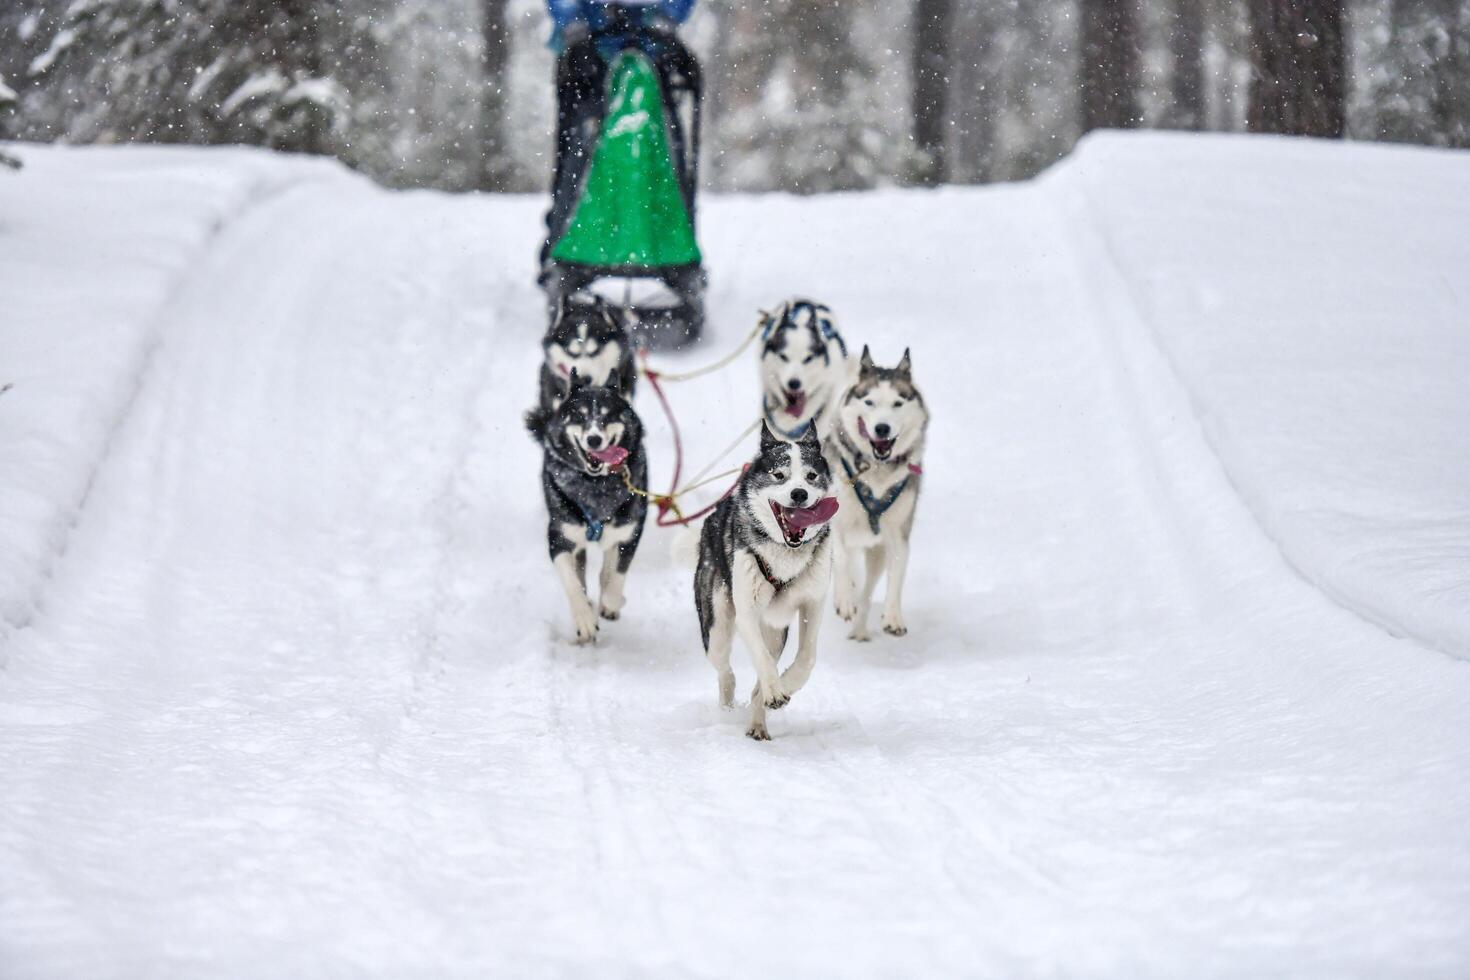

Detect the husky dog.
xmin=828 ymin=347 xmax=928 ymax=641
xmin=694 ymin=423 xmax=840 ymax=740
xmin=536 ymin=295 xmax=637 ymax=417
xmin=528 ymin=373 xmax=648 ymax=644
xmin=758 ymin=299 xmax=849 ymax=442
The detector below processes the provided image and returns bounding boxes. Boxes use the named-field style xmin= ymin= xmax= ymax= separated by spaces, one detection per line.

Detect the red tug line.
xmin=633 ymin=357 xmax=743 ymax=528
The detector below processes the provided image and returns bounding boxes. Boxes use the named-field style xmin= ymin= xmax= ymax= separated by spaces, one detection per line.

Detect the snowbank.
xmin=0 ymin=145 xmax=338 ymax=639
xmin=1062 ymin=131 xmax=1470 ymax=658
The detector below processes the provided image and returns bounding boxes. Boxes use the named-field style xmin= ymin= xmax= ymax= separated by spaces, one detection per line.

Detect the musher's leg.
xmin=542 ymin=37 xmax=607 ymax=269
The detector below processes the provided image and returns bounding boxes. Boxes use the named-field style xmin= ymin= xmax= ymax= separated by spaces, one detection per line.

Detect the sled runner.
xmin=540 ymin=17 xmax=705 ymax=350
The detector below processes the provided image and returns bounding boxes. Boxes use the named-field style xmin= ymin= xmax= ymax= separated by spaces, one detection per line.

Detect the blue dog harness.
xmin=839 ymin=455 xmax=913 ymax=535
xmin=580 ymin=507 xmax=606 ymax=542
xmin=548 ymin=447 xmax=626 ymax=544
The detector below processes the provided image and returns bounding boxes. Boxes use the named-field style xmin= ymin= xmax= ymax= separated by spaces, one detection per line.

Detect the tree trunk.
xmin=297 ymin=0 xmax=327 ymax=156
xmin=1169 ymin=0 xmax=1206 ymax=129
xmin=1081 ymin=0 xmax=1140 ymax=132
xmin=950 ymin=0 xmax=1000 ymax=183
xmin=1247 ymin=0 xmax=1346 ymax=137
xmin=912 ymin=0 xmax=954 ymax=184
xmin=480 ymin=0 xmax=513 ymax=191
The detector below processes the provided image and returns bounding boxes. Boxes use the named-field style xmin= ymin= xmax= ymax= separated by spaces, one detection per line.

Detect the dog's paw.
xmin=746 ymin=723 xmax=771 ymax=741
xmin=761 ymin=682 xmax=792 ymax=710
xmin=598 ymin=606 xmax=620 ymax=622
xmin=881 ymin=613 xmax=908 ymax=637
xmin=571 ymin=606 xmax=599 ymax=645
xmin=834 ymin=596 xmax=857 ymax=621
xmin=848 ymin=625 xmax=872 ymax=642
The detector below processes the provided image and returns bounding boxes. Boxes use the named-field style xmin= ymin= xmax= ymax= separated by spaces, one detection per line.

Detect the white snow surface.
xmin=1068 ymin=134 xmax=1470 ymax=660
xmin=1 ymin=135 xmax=1468 ymax=977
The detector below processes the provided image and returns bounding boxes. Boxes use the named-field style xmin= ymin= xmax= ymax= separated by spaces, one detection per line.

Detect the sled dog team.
xmin=526 ymin=297 xmax=929 ymax=740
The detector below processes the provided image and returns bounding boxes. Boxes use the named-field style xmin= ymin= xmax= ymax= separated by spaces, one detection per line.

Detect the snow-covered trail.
xmin=2 ymin=140 xmax=1469 ymax=977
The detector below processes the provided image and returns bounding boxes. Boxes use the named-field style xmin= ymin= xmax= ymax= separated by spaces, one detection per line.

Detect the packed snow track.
xmin=1 ymin=137 xmax=1468 ymax=977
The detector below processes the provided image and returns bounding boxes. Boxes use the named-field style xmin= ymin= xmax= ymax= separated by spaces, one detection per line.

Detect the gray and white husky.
xmin=758 ymin=299 xmax=849 ymax=442
xmin=827 ymin=347 xmax=928 ymax=641
xmin=535 ymin=294 xmax=637 ymax=416
xmin=694 ymin=422 xmax=840 ymax=740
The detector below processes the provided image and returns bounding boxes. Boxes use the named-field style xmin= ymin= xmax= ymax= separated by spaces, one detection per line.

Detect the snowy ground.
xmin=1 ymin=135 xmax=1468 ymax=977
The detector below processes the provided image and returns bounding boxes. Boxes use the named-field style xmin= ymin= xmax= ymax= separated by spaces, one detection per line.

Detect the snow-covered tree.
xmin=26 ymin=0 xmax=390 ymax=162
xmin=1368 ymin=0 xmax=1470 ymax=147
xmin=6 ymin=0 xmax=1470 ymax=192
xmin=704 ymin=0 xmax=903 ymax=193
xmin=947 ymin=0 xmax=1080 ymax=183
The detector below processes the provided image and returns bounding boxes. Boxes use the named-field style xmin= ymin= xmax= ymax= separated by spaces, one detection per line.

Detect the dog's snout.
xmin=874 ymin=423 xmax=892 ymax=439
xmin=789 ymin=487 xmax=808 ymax=505
xmin=586 ymin=433 xmax=603 ymax=449
xmin=786 ymin=378 xmax=803 ymax=391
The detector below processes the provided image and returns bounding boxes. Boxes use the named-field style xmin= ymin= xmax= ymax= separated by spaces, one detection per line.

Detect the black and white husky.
xmin=694 ymin=423 xmax=840 ymax=740
xmin=527 ymin=374 xmax=649 ymax=644
xmin=536 ymin=295 xmax=637 ymax=416
xmin=758 ymin=299 xmax=849 ymax=442
xmin=828 ymin=347 xmax=928 ymax=641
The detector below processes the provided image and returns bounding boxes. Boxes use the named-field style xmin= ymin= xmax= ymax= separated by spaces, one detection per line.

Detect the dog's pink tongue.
xmin=785 ymin=497 xmax=839 ymax=530
xmin=786 ymin=391 xmax=807 ymax=418
xmin=588 ymin=446 xmax=629 ymax=467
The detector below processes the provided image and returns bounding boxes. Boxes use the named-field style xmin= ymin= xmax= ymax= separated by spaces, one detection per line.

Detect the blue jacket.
xmin=547 ymin=0 xmax=695 ymax=50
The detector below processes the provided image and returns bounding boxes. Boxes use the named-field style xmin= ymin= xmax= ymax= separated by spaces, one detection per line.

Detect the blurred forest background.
xmin=1 ymin=0 xmax=1467 ymax=192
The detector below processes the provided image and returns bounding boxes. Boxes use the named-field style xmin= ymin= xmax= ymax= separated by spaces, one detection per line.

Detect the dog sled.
xmin=539 ymin=12 xmax=706 ymax=350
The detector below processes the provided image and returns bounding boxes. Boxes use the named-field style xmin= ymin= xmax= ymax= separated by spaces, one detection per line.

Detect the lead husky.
xmin=694 ymin=423 xmax=840 ymax=740
xmin=759 ymin=299 xmax=849 ymax=441
xmin=828 ymin=347 xmax=928 ymax=641
xmin=536 ymin=295 xmax=637 ymax=416
xmin=528 ymin=373 xmax=649 ymax=644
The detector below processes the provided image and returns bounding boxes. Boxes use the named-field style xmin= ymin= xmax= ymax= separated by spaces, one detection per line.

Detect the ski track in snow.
xmin=0 ymin=146 xmax=341 ymax=641
xmin=2 ymin=138 xmax=1469 ymax=977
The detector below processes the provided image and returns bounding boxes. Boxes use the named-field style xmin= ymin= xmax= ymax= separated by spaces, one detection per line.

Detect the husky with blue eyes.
xmin=535 ymin=294 xmax=637 ymax=418
xmin=827 ymin=346 xmax=929 ymax=641
xmin=757 ymin=299 xmax=849 ymax=442
xmin=694 ymin=422 xmax=840 ymax=740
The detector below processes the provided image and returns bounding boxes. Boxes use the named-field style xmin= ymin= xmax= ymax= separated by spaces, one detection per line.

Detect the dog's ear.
xmin=896 ymin=347 xmax=912 ymax=379
xmin=759 ymin=420 xmax=781 ymax=455
xmin=524 ymin=406 xmax=550 ymax=442
xmin=859 ymin=345 xmax=876 ymax=377
xmin=547 ymin=295 xmax=570 ymax=337
xmin=758 ymin=307 xmax=779 ymax=343
xmin=592 ymin=295 xmax=622 ymax=331
xmin=604 ymin=304 xmax=626 ymax=334
xmin=799 ymin=422 xmax=822 ymax=449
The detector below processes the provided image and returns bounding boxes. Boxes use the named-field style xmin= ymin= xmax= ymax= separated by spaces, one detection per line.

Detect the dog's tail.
xmin=669 ymin=522 xmax=703 ymax=569
xmin=524 ymin=405 xmax=551 ymax=442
